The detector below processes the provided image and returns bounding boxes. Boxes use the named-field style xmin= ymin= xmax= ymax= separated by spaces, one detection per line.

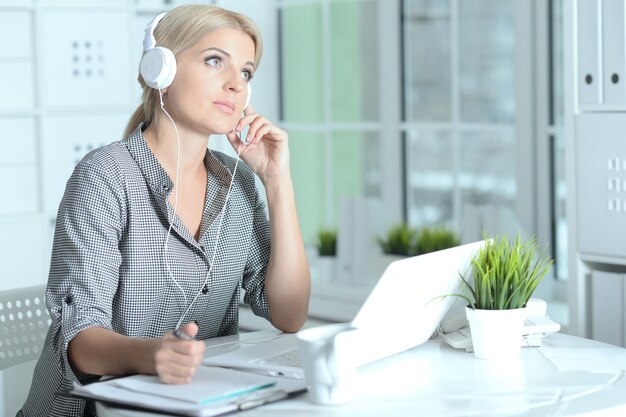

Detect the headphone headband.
xmin=143 ymin=12 xmax=167 ymax=52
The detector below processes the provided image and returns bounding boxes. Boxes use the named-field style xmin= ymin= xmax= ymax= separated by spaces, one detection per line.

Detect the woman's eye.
xmin=241 ymin=69 xmax=253 ymax=81
xmin=206 ymin=57 xmax=221 ymax=67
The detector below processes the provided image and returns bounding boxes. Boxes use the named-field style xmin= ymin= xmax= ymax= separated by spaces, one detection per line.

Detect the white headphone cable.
xmin=175 ymin=145 xmax=242 ymax=330
xmin=157 ymin=89 xmax=244 ymax=330
xmin=159 ymin=90 xmax=187 ymax=306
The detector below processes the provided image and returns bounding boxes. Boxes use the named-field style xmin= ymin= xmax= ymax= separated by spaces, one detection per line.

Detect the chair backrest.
xmin=0 ymin=285 xmax=50 ymax=370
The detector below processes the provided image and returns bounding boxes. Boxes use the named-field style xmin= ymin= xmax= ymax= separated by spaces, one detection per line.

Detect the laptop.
xmin=203 ymin=240 xmax=486 ymax=379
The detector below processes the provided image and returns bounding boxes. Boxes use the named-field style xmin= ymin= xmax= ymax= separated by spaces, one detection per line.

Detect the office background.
xmin=5 ymin=0 xmax=622 ymax=414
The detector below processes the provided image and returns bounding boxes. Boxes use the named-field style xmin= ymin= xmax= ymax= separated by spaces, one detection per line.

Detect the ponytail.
xmin=124 ymin=105 xmax=146 ymax=138
xmin=124 ymin=79 xmax=158 ymax=138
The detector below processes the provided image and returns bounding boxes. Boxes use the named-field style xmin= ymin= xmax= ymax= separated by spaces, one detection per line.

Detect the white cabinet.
xmin=40 ymin=113 xmax=129 ymax=216
xmin=0 ymin=215 xmax=48 ymax=290
xmin=576 ymin=0 xmax=602 ymax=105
xmin=569 ymin=0 xmax=626 ymax=340
xmin=576 ymin=0 xmax=626 ymax=108
xmin=0 ymin=10 xmax=34 ymax=110
xmin=601 ymin=0 xmax=626 ymax=104
xmin=591 ymin=271 xmax=626 ymax=347
xmin=0 ymin=118 xmax=38 ymax=214
xmin=575 ymin=113 xmax=626 ymax=262
xmin=39 ymin=10 xmax=131 ymax=109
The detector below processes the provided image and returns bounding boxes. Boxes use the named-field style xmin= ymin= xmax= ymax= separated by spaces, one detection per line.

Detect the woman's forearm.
xmin=263 ymin=174 xmax=311 ymax=332
xmin=68 ymin=327 xmax=159 ymax=376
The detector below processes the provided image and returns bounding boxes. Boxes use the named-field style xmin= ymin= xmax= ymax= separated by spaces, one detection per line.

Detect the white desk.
xmin=98 ymin=332 xmax=626 ymax=417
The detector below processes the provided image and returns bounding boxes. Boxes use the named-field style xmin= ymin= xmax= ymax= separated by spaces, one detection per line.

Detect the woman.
xmin=18 ymin=4 xmax=310 ymax=416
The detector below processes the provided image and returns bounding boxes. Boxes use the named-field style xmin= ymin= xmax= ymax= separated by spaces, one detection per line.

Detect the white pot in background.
xmin=314 ymin=256 xmax=337 ymax=282
xmin=465 ymin=306 xmax=527 ymax=361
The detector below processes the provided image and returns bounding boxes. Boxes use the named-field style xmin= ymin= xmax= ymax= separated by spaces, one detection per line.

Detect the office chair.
xmin=0 ymin=285 xmax=50 ymax=370
xmin=0 ymin=285 xmax=50 ymax=415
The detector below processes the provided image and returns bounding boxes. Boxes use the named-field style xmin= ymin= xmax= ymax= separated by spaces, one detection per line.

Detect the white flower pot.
xmin=465 ymin=306 xmax=527 ymax=361
xmin=314 ymin=256 xmax=337 ymax=282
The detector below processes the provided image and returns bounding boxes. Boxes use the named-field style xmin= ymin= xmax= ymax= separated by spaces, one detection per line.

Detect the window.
xmin=549 ymin=0 xmax=567 ymax=280
xmin=403 ymin=0 xmax=521 ymax=241
xmin=278 ymin=0 xmax=399 ymax=284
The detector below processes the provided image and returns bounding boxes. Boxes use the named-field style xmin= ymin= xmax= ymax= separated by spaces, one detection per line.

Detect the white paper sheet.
xmin=113 ymin=366 xmax=276 ymax=404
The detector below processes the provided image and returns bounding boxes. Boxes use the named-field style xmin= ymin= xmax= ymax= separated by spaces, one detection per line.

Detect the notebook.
xmin=203 ymin=240 xmax=486 ymax=378
xmin=69 ymin=367 xmax=306 ymax=417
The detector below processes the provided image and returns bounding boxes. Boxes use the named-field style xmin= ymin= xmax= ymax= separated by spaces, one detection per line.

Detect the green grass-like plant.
xmin=316 ymin=228 xmax=337 ymax=256
xmin=413 ymin=227 xmax=460 ymax=255
xmin=377 ymin=223 xmax=417 ymax=256
xmin=454 ymin=234 xmax=553 ymax=310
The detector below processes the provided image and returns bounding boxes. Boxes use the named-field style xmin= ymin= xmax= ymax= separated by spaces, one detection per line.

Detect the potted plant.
xmin=377 ymin=223 xmax=417 ymax=257
xmin=413 ymin=227 xmax=460 ymax=255
xmin=453 ymin=234 xmax=553 ymax=361
xmin=374 ymin=223 xmax=417 ymax=278
xmin=314 ymin=228 xmax=337 ymax=281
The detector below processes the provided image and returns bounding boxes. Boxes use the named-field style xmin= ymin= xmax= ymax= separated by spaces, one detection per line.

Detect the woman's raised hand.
xmin=226 ymin=104 xmax=290 ymax=183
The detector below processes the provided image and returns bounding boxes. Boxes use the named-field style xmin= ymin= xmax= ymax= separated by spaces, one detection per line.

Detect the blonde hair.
xmin=124 ymin=4 xmax=263 ymax=137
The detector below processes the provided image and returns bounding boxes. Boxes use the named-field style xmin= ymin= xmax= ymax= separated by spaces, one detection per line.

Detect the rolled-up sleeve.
xmin=242 ymin=186 xmax=271 ymax=322
xmin=46 ymin=154 xmax=126 ymax=384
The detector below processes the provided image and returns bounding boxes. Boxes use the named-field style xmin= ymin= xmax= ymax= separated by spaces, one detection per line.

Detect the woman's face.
xmin=165 ymin=27 xmax=256 ymax=135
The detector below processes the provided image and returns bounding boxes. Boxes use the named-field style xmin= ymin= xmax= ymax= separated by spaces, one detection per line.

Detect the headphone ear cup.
xmin=243 ymin=83 xmax=252 ymax=111
xmin=140 ymin=46 xmax=177 ymax=89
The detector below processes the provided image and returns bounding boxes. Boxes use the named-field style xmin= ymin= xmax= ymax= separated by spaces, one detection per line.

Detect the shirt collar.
xmin=125 ymin=123 xmax=235 ymax=197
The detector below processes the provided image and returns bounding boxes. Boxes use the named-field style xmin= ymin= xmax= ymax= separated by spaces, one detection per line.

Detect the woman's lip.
xmin=213 ymin=101 xmax=235 ymax=114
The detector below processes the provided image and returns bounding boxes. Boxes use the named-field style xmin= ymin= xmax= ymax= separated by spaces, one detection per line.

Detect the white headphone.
xmin=140 ymin=12 xmax=177 ymax=89
xmin=140 ymin=12 xmax=252 ymax=110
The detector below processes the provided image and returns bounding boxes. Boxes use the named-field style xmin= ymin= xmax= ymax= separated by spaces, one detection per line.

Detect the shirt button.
xmin=162 ymin=184 xmax=171 ymax=192
xmin=202 ymin=286 xmax=209 ymax=295
xmin=199 ymin=245 xmax=206 ymax=252
xmin=65 ymin=294 xmax=74 ymax=305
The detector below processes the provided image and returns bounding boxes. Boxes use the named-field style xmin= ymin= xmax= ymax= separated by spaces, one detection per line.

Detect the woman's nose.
xmin=225 ymin=71 xmax=245 ymax=93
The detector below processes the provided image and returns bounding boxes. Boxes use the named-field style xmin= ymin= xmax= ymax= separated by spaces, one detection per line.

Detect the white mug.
xmin=296 ymin=323 xmax=357 ymax=405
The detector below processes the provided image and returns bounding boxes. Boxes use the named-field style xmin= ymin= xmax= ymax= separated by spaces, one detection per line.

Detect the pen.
xmin=173 ymin=328 xmax=195 ymax=340
xmin=237 ymin=389 xmax=289 ymax=411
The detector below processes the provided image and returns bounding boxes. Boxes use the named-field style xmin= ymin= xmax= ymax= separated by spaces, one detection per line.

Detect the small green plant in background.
xmin=316 ymin=228 xmax=337 ymax=256
xmin=455 ymin=234 xmax=553 ymax=310
xmin=413 ymin=227 xmax=460 ymax=255
xmin=377 ymin=223 xmax=418 ymax=256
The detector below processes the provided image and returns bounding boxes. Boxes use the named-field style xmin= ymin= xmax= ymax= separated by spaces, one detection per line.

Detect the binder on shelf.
xmin=591 ymin=271 xmax=624 ymax=347
xmin=577 ymin=0 xmax=602 ymax=105
xmin=602 ymin=0 xmax=626 ymax=104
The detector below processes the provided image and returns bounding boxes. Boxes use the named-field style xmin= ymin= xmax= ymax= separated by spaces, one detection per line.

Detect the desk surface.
xmin=97 ymin=332 xmax=626 ymax=417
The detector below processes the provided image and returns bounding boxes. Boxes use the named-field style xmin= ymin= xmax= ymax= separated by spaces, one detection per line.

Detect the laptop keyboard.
xmin=254 ymin=348 xmax=302 ymax=367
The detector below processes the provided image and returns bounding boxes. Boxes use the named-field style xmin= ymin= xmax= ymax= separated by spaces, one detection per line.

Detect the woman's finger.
xmin=226 ymin=129 xmax=245 ymax=149
xmin=169 ymin=340 xmax=205 ymax=357
xmin=236 ymin=113 xmax=259 ymax=133
xmin=246 ymin=117 xmax=268 ymax=144
xmin=157 ymin=362 xmax=196 ymax=384
xmin=251 ymin=124 xmax=273 ymax=144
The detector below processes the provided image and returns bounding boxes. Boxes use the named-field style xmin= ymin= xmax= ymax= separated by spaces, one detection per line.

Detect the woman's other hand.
xmin=226 ymin=104 xmax=290 ymax=183
xmin=154 ymin=322 xmax=205 ymax=384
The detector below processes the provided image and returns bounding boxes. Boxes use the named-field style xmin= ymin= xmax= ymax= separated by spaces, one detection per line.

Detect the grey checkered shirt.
xmin=18 ymin=124 xmax=272 ymax=417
